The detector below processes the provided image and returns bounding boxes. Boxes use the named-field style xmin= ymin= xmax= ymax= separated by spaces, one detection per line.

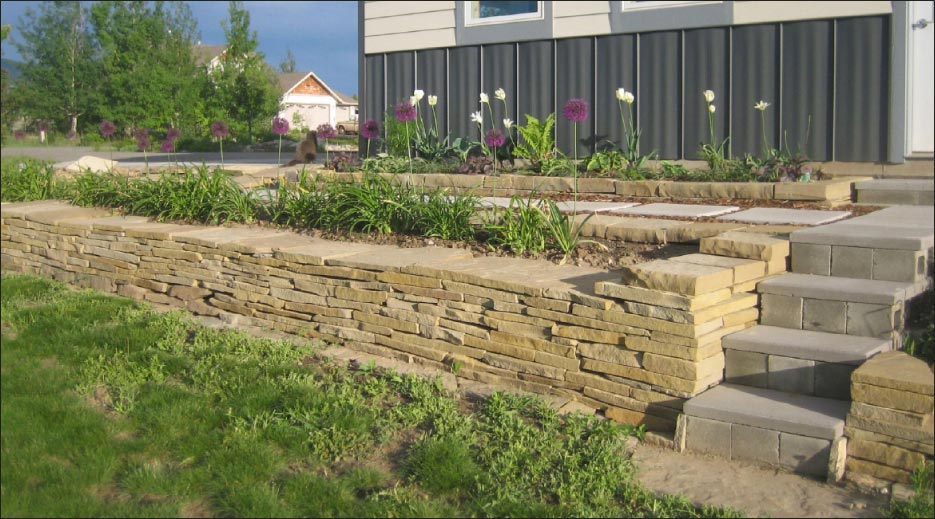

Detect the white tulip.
xmin=413 ymin=89 xmax=425 ymax=101
xmin=708 ymin=104 xmax=716 ymax=113
xmin=428 ymin=95 xmax=438 ymax=106
xmin=479 ymin=92 xmax=489 ymax=103
xmin=503 ymin=118 xmax=513 ymax=129
xmin=703 ymin=90 xmax=715 ymax=103
xmin=409 ymin=95 xmax=418 ymax=105
xmin=494 ymin=88 xmax=506 ymax=100
xmin=471 ymin=111 xmax=483 ymax=124
xmin=754 ymin=100 xmax=770 ymax=111
xmin=615 ymin=88 xmax=626 ymax=101
xmin=622 ymin=91 xmax=635 ymax=104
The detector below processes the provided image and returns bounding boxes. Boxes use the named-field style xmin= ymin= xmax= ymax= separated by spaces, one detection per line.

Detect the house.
xmin=192 ymin=43 xmax=227 ymax=71
xmin=278 ymin=71 xmax=359 ymax=132
xmin=358 ymin=1 xmax=934 ymax=165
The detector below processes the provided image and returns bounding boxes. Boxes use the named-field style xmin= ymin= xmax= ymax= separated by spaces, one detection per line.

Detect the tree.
xmin=279 ymin=48 xmax=295 ymax=74
xmin=13 ymin=1 xmax=100 ymax=137
xmin=90 ymin=1 xmax=201 ymax=133
xmin=209 ymin=1 xmax=280 ymax=142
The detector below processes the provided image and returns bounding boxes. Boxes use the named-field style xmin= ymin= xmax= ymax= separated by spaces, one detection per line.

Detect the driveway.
xmin=0 ymin=146 xmax=316 ymax=168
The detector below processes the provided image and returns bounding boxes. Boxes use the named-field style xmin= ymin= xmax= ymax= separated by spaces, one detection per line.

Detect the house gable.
xmin=291 ymin=74 xmax=331 ymax=96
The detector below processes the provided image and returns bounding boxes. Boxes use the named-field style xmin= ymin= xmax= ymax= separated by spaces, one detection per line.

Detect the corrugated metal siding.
xmin=364 ymin=55 xmax=384 ymax=130
xmin=556 ymin=38 xmax=594 ymax=156
xmin=363 ymin=14 xmax=890 ymax=162
xmin=731 ymin=24 xmax=780 ymax=157
xmin=684 ymin=28 xmax=729 ymax=160
xmin=416 ymin=49 xmax=447 ymax=137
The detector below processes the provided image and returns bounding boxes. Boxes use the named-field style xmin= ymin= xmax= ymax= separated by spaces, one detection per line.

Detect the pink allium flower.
xmin=361 ymin=119 xmax=380 ymax=139
xmin=394 ymin=102 xmax=416 ymax=122
xmin=161 ymin=139 xmax=174 ymax=153
xmin=211 ymin=121 xmax=229 ymax=138
xmin=271 ymin=116 xmax=290 ymax=135
xmin=166 ymin=127 xmax=181 ymax=141
xmin=316 ymin=123 xmax=336 ymax=140
xmin=485 ymin=128 xmax=505 ymax=148
xmin=99 ymin=120 xmax=116 ymax=137
xmin=562 ymin=98 xmax=589 ymax=122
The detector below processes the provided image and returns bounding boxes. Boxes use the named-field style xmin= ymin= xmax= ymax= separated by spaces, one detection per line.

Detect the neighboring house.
xmin=192 ymin=43 xmax=227 ymax=71
xmin=359 ymin=1 xmax=935 ymax=164
xmin=279 ymin=71 xmax=359 ymax=132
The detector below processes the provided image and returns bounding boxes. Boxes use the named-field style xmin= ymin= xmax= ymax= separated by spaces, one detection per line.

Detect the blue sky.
xmin=0 ymin=1 xmax=359 ymax=95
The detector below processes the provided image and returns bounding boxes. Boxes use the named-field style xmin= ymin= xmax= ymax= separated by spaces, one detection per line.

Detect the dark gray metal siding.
xmin=363 ymin=14 xmax=890 ymax=162
xmin=364 ymin=55 xmax=384 ymax=134
xmin=416 ymin=49 xmax=447 ymax=138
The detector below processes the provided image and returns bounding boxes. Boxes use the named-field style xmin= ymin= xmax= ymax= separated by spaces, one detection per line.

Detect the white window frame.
xmin=622 ymin=1 xmax=722 ymax=11
xmin=464 ymin=1 xmax=544 ymax=27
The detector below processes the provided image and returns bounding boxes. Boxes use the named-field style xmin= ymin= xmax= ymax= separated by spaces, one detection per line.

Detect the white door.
xmin=908 ymin=1 xmax=934 ymax=156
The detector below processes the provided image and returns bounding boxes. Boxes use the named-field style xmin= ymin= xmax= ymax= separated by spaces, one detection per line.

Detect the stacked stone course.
xmin=2 ymin=201 xmax=783 ymax=432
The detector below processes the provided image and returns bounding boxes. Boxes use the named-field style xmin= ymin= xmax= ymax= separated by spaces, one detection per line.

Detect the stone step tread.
xmin=836 ymin=205 xmax=934 ymax=231
xmin=683 ymin=383 xmax=849 ymax=440
xmin=757 ymin=273 xmax=914 ymax=305
xmin=854 ymin=179 xmax=935 ymax=191
xmin=722 ymin=325 xmax=891 ymax=364
xmin=790 ymin=223 xmax=934 ymax=251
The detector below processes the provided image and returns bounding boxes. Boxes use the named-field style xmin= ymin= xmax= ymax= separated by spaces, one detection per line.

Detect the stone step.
xmin=757 ymin=273 xmax=914 ymax=341
xmin=854 ymin=179 xmax=935 ymax=206
xmin=723 ymin=325 xmax=891 ymax=399
xmin=681 ymin=383 xmax=850 ymax=477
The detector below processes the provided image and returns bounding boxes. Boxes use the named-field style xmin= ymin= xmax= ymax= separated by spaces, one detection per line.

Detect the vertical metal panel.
xmin=556 ymin=38 xmax=594 ymax=157
xmin=835 ymin=16 xmax=888 ymax=162
xmin=364 ymin=55 xmax=385 ymax=136
xmin=416 ymin=49 xmax=447 ymax=139
xmin=639 ymin=31 xmax=680 ymax=159
xmin=481 ymin=44 xmax=517 ymax=134
xmin=731 ymin=24 xmax=780 ymax=157
xmin=386 ymin=51 xmax=415 ymax=109
xmin=517 ymin=41 xmax=554 ymax=127
xmin=449 ymin=46 xmax=481 ymax=141
xmin=782 ymin=20 xmax=833 ymax=161
xmin=683 ymin=28 xmax=729 ymax=159
xmin=596 ymin=34 xmax=637 ymax=151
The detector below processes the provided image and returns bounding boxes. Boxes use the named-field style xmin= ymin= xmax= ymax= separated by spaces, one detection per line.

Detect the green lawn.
xmin=0 ymin=272 xmax=748 ymax=518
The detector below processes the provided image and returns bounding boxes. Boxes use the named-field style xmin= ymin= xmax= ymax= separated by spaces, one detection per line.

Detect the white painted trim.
xmin=464 ymin=1 xmax=544 ymax=26
xmin=905 ymin=1 xmax=934 ymax=158
xmin=622 ymin=1 xmax=721 ymax=11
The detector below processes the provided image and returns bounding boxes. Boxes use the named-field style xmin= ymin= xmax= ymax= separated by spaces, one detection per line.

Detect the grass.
xmin=1 ymin=272 xmax=743 ymax=518
xmin=884 ymin=462 xmax=934 ymax=518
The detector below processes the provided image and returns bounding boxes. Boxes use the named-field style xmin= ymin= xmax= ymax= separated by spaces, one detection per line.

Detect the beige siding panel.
xmin=365 ymin=10 xmax=456 ymax=37
xmin=365 ymin=1 xmax=456 ymax=19
xmin=553 ymin=1 xmax=611 ymax=18
xmin=553 ymin=14 xmax=612 ymax=38
xmin=733 ymin=1 xmax=891 ymax=25
xmin=365 ymin=29 xmax=457 ymax=54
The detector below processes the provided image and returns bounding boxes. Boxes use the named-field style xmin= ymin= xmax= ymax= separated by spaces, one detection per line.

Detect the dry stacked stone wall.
xmin=2 ymin=201 xmax=782 ymax=431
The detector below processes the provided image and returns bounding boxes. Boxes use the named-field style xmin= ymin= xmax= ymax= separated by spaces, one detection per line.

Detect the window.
xmin=622 ymin=1 xmax=721 ymax=10
xmin=465 ymin=1 xmax=543 ymax=26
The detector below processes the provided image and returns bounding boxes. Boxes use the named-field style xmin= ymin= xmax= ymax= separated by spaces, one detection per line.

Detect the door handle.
xmin=912 ymin=18 xmax=933 ymax=29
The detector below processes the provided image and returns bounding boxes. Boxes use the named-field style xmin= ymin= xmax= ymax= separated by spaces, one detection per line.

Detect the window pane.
xmin=475 ymin=1 xmax=538 ymax=19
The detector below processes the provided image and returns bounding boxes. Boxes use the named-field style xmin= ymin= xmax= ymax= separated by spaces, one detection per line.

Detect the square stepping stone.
xmin=611 ymin=203 xmax=739 ymax=218
xmin=478 ymin=196 xmax=535 ymax=208
xmin=718 ymin=208 xmax=849 ymax=226
xmin=553 ymin=201 xmax=641 ymax=213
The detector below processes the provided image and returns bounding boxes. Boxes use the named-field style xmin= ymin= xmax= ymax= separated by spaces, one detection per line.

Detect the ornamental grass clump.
xmin=211 ymin=121 xmax=229 ymax=169
xmin=271 ymin=116 xmax=290 ymax=168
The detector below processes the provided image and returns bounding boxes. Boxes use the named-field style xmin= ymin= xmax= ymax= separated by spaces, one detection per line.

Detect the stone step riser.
xmin=791 ymin=243 xmax=932 ymax=283
xmin=857 ymin=190 xmax=934 ymax=205
xmin=759 ymin=293 xmax=904 ymax=342
xmin=682 ymin=415 xmax=840 ymax=478
xmin=724 ymin=349 xmax=859 ymax=400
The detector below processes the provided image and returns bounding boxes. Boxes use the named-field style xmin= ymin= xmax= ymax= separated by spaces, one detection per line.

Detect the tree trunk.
xmin=247 ymin=120 xmax=253 ymax=144
xmin=69 ymin=115 xmax=78 ymax=139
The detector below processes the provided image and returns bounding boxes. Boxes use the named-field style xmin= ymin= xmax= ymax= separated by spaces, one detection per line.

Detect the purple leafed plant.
xmin=99 ymin=120 xmax=116 ymax=137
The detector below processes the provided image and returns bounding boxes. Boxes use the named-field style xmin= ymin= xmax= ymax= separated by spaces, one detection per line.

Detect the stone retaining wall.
xmin=1 ymin=201 xmax=776 ymax=432
xmin=308 ymin=172 xmax=868 ymax=204
xmin=845 ymin=351 xmax=935 ymax=486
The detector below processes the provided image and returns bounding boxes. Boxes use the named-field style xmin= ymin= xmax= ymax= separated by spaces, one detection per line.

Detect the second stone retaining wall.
xmin=2 ymin=201 xmax=779 ymax=431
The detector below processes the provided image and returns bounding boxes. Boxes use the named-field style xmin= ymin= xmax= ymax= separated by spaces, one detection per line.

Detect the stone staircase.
xmin=680 ymin=205 xmax=934 ymax=479
xmin=854 ymin=179 xmax=934 ymax=206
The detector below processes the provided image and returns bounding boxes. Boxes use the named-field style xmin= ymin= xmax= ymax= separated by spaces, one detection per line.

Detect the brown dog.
xmin=287 ymin=130 xmax=318 ymax=165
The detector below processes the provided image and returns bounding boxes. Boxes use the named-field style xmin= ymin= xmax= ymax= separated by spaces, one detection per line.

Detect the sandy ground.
xmin=632 ymin=443 xmax=887 ymax=518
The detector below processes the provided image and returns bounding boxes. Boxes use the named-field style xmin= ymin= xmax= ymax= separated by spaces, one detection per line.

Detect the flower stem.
xmin=405 ymin=122 xmax=411 ymax=174
xmin=573 ymin=122 xmax=578 ymax=215
xmin=219 ymin=138 xmax=224 ymax=170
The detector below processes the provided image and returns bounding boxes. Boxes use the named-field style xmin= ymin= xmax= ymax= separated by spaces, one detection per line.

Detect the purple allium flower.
xmin=394 ymin=102 xmax=417 ymax=123
xmin=271 ymin=116 xmax=290 ymax=135
xmin=316 ymin=123 xmax=337 ymax=140
xmin=161 ymin=139 xmax=174 ymax=153
xmin=210 ymin=121 xmax=229 ymax=138
xmin=485 ymin=128 xmax=506 ymax=148
xmin=99 ymin=120 xmax=116 ymax=137
xmin=166 ymin=127 xmax=181 ymax=141
xmin=562 ymin=98 xmax=589 ymax=122
xmin=136 ymin=134 xmax=150 ymax=151
xmin=361 ymin=119 xmax=380 ymax=139
xmin=14 ymin=130 xmax=25 ymax=140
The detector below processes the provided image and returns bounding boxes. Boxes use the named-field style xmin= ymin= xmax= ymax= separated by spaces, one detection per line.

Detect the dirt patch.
xmin=39 ymin=357 xmax=59 ymax=370
xmin=180 ymin=500 xmax=216 ymax=518
xmin=85 ymin=385 xmax=118 ymax=419
xmin=632 ymin=443 xmax=887 ymax=518
xmin=1 ymin=322 xmax=18 ymax=341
